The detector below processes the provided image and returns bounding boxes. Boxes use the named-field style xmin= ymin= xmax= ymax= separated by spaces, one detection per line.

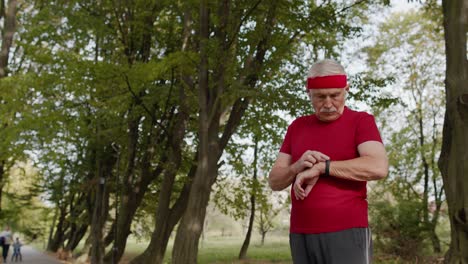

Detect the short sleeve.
xmin=355 ymin=113 xmax=383 ymax=145
xmin=279 ymin=122 xmax=294 ymax=154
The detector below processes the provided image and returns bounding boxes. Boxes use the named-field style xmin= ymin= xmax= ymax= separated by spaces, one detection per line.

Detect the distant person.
xmin=0 ymin=226 xmax=13 ymax=262
xmin=11 ymin=237 xmax=22 ymax=262
xmin=268 ymin=59 xmax=388 ymax=263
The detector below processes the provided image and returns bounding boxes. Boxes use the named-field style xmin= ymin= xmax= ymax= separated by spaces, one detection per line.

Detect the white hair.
xmin=307 ymin=59 xmax=346 ymax=78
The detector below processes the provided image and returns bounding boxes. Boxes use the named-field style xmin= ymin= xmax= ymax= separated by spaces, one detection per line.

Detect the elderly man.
xmin=269 ymin=59 xmax=388 ymax=264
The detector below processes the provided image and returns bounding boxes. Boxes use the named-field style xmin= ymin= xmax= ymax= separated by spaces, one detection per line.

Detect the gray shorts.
xmin=290 ymin=228 xmax=372 ymax=264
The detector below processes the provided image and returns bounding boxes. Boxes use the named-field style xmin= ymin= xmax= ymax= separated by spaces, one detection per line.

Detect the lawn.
xmin=120 ymin=234 xmax=444 ymax=264
xmin=121 ymin=234 xmax=292 ymax=264
xmin=32 ymin=233 xmax=445 ymax=263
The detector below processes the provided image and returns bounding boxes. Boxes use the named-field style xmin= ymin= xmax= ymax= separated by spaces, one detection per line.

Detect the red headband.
xmin=306 ymin=75 xmax=347 ymax=89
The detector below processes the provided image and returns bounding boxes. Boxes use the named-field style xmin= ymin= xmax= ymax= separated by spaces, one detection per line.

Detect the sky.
xmin=391 ymin=0 xmax=422 ymax=11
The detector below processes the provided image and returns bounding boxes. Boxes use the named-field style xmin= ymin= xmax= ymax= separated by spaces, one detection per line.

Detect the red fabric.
xmin=279 ymin=107 xmax=383 ymax=233
xmin=306 ymin=75 xmax=347 ymax=89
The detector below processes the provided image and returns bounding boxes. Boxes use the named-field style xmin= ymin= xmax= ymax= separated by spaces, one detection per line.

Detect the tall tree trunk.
xmin=100 ymin=111 xmax=140 ymax=263
xmin=430 ymin=225 xmax=442 ymax=254
xmin=106 ymin=89 xmax=187 ymax=264
xmin=103 ymin=152 xmax=163 ymax=263
xmin=172 ymin=1 xmax=275 ymax=262
xmin=89 ymin=145 xmax=114 ymax=264
xmin=129 ymin=166 xmax=192 ymax=264
xmin=133 ymin=14 xmax=198 ymax=264
xmin=0 ymin=0 xmax=17 ymax=78
xmin=130 ymin=85 xmax=190 ymax=264
xmin=47 ymin=205 xmax=67 ymax=252
xmin=239 ymin=137 xmax=259 ymax=259
xmin=0 ymin=160 xmax=4 ymax=213
xmin=47 ymin=206 xmax=60 ymax=251
xmin=47 ymin=170 xmax=69 ymax=252
xmin=129 ymin=7 xmax=195 ymax=263
xmin=0 ymin=0 xmax=17 ymax=213
xmin=65 ymin=194 xmax=89 ymax=251
xmin=439 ymin=0 xmax=468 ymax=262
xmin=172 ymin=2 xmax=218 ymax=262
xmin=89 ymin=170 xmax=107 ymax=264
xmin=415 ymin=103 xmax=442 ymax=253
xmin=65 ymin=224 xmax=88 ymax=252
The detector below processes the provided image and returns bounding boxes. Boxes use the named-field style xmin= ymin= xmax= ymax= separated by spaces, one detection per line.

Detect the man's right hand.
xmin=292 ymin=150 xmax=329 ymax=174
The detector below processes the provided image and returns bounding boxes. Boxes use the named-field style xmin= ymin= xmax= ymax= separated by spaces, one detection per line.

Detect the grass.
xmin=31 ymin=234 xmax=445 ymax=264
xmin=198 ymin=237 xmax=291 ymax=263
xmin=120 ymin=234 xmax=292 ymax=264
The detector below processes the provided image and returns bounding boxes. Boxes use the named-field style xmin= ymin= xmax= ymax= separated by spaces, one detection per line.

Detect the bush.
xmin=370 ymin=199 xmax=427 ymax=259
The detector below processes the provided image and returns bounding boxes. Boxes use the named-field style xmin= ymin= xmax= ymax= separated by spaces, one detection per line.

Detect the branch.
xmin=122 ymin=73 xmax=168 ymax=136
xmin=226 ymin=0 xmax=263 ymax=48
xmin=337 ymin=0 xmax=369 ymax=15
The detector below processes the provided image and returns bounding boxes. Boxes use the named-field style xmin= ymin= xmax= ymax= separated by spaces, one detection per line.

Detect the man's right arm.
xmin=269 ymin=150 xmax=330 ymax=191
xmin=268 ymin=153 xmax=297 ymax=191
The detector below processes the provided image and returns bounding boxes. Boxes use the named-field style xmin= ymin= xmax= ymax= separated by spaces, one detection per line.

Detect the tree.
xmin=171 ymin=1 xmax=380 ymax=262
xmin=439 ymin=0 xmax=468 ymax=262
xmin=212 ymin=102 xmax=287 ymax=259
xmin=364 ymin=8 xmax=446 ymax=255
xmin=0 ymin=0 xmax=18 ymax=215
xmin=256 ymin=179 xmax=287 ymax=246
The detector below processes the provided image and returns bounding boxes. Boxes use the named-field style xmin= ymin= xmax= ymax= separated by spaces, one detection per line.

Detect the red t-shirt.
xmin=280 ymin=107 xmax=383 ymax=233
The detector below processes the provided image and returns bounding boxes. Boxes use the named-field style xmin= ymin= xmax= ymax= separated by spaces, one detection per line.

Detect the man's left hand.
xmin=293 ymin=166 xmax=321 ymax=200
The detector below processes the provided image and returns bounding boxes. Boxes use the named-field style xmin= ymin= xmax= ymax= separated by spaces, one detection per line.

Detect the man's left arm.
xmin=317 ymin=140 xmax=388 ymax=181
xmin=294 ymin=140 xmax=388 ymax=199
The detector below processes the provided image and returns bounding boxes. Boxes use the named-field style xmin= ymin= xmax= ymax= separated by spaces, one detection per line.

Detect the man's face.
xmin=308 ymin=87 xmax=348 ymax=122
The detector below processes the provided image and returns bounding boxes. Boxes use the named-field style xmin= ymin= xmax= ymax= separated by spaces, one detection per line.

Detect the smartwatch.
xmin=325 ymin=160 xmax=330 ymax=177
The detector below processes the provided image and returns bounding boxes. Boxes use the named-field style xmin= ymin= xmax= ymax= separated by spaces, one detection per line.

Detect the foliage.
xmin=365 ymin=5 xmax=447 ymax=256
xmin=0 ymin=161 xmax=51 ymax=242
xmin=2 ymin=0 xmax=440 ymax=262
xmin=369 ymin=184 xmax=428 ymax=259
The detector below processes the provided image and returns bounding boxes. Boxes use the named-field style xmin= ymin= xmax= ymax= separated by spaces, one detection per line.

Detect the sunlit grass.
xmin=31 ymin=233 xmax=445 ymax=263
xmin=121 ymin=234 xmax=292 ymax=264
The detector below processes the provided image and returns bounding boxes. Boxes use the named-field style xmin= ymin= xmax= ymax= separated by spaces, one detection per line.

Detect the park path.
xmin=7 ymin=245 xmax=65 ymax=264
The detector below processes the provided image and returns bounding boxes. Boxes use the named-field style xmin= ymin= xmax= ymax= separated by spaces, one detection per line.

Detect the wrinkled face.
xmin=308 ymin=86 xmax=348 ymax=122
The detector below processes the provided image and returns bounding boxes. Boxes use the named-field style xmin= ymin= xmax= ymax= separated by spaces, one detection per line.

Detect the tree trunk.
xmin=171 ymin=1 xmax=276 ymax=262
xmin=47 ymin=205 xmax=67 ymax=252
xmin=101 ymin=113 xmax=141 ymax=263
xmin=130 ymin=168 xmax=192 ymax=264
xmin=415 ymin=97 xmax=442 ymax=254
xmin=47 ymin=206 xmax=60 ymax=251
xmin=47 ymin=170 xmax=70 ymax=252
xmin=89 ymin=145 xmax=114 ymax=264
xmin=0 ymin=0 xmax=17 ymax=78
xmin=101 ymin=117 xmax=156 ymax=259
xmin=430 ymin=224 xmax=442 ymax=254
xmin=0 ymin=160 xmax=5 ymax=213
xmin=0 ymin=0 xmax=17 ymax=213
xmin=239 ymin=137 xmax=259 ymax=259
xmin=65 ymin=194 xmax=89 ymax=251
xmin=65 ymin=224 xmax=88 ymax=252
xmin=239 ymin=189 xmax=256 ymax=259
xmin=171 ymin=153 xmax=218 ymax=264
xmin=439 ymin=0 xmax=468 ymax=262
xmin=171 ymin=2 xmax=219 ymax=263
xmin=129 ymin=8 xmax=194 ymax=262
xmin=130 ymin=95 xmax=190 ymax=264
xmin=89 ymin=174 xmax=107 ymax=264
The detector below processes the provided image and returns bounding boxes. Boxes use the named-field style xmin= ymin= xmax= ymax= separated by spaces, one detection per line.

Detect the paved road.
xmin=5 ymin=245 xmax=64 ymax=264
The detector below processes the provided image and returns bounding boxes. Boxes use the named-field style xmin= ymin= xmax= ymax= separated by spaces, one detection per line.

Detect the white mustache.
xmin=320 ymin=107 xmax=337 ymax=113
